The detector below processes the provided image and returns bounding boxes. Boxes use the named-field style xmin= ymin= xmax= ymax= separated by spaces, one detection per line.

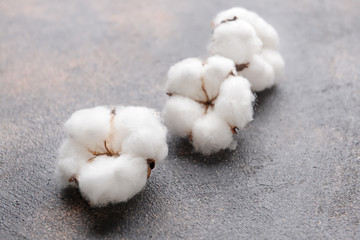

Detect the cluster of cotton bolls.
xmin=55 ymin=7 xmax=283 ymax=206
xmin=208 ymin=7 xmax=284 ymax=92
xmin=55 ymin=106 xmax=168 ymax=206
xmin=163 ymin=7 xmax=283 ymax=154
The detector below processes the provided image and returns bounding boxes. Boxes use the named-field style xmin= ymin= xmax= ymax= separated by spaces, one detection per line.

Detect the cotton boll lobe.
xmin=208 ymin=20 xmax=262 ymax=64
xmin=162 ymin=95 xmax=204 ymax=137
xmin=111 ymin=106 xmax=161 ymax=153
xmin=214 ymin=76 xmax=254 ymax=129
xmin=166 ymin=58 xmax=207 ymax=101
xmin=212 ymin=7 xmax=279 ymax=49
xmin=241 ymin=55 xmax=275 ymax=92
xmin=261 ymin=48 xmax=285 ymax=80
xmin=192 ymin=112 xmax=234 ymax=155
xmin=240 ymin=49 xmax=284 ymax=91
xmin=255 ymin=18 xmax=279 ymax=49
xmin=55 ymin=139 xmax=93 ymax=188
xmin=121 ymin=127 xmax=168 ymax=164
xmin=202 ymin=55 xmax=236 ymax=99
xmin=78 ymin=155 xmax=148 ymax=206
xmin=64 ymin=106 xmax=111 ymax=152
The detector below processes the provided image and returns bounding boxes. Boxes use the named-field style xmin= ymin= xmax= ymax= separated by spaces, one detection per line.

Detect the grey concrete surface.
xmin=0 ymin=0 xmax=359 ymax=239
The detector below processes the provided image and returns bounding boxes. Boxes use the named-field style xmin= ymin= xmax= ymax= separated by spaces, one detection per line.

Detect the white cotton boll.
xmin=122 ymin=127 xmax=168 ymax=164
xmin=166 ymin=58 xmax=206 ymax=101
xmin=261 ymin=48 xmax=285 ymax=79
xmin=209 ymin=7 xmax=284 ymax=91
xmin=208 ymin=20 xmax=262 ymax=64
xmin=162 ymin=95 xmax=205 ymax=138
xmin=64 ymin=106 xmax=111 ymax=152
xmin=163 ymin=54 xmax=256 ymax=154
xmin=192 ymin=112 xmax=234 ymax=155
xmin=56 ymin=105 xmax=169 ymax=206
xmin=212 ymin=7 xmax=279 ymax=49
xmin=78 ymin=155 xmax=148 ymax=206
xmin=214 ymin=76 xmax=254 ymax=129
xmin=55 ymin=139 xmax=93 ymax=188
xmin=202 ymin=55 xmax=236 ymax=99
xmin=241 ymin=55 xmax=275 ymax=91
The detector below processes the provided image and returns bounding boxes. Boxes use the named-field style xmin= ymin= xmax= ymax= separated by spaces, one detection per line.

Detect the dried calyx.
xmin=220 ymin=16 xmax=237 ymax=24
xmin=147 ymin=158 xmax=155 ymax=178
xmin=235 ymin=63 xmax=249 ymax=72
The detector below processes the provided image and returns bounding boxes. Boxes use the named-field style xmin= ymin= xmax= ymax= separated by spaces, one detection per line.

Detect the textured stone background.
xmin=1 ymin=0 xmax=359 ymax=239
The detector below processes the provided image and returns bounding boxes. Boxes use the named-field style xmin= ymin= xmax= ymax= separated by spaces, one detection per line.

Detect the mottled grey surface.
xmin=0 ymin=0 xmax=359 ymax=239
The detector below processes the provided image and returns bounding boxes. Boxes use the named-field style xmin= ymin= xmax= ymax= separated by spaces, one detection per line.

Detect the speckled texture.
xmin=1 ymin=0 xmax=359 ymax=239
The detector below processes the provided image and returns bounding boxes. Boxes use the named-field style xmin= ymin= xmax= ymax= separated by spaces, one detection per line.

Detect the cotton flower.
xmin=163 ymin=55 xmax=254 ymax=155
xmin=208 ymin=7 xmax=285 ymax=92
xmin=55 ymin=106 xmax=168 ymax=206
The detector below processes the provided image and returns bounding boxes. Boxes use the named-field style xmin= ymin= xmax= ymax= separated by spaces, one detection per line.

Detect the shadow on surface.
xmin=253 ymin=86 xmax=278 ymax=113
xmin=169 ymin=136 xmax=235 ymax=166
xmin=59 ymin=183 xmax=161 ymax=237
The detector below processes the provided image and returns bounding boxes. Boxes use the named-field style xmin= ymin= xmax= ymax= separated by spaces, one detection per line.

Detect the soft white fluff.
xmin=55 ymin=106 xmax=168 ymax=207
xmin=209 ymin=20 xmax=262 ymax=64
xmin=122 ymin=128 xmax=168 ymax=163
xmin=166 ymin=58 xmax=206 ymax=101
xmin=162 ymin=95 xmax=205 ymax=138
xmin=203 ymin=55 xmax=236 ymax=99
xmin=163 ymin=56 xmax=254 ymax=155
xmin=208 ymin=7 xmax=285 ymax=92
xmin=214 ymin=76 xmax=254 ymax=129
xmin=260 ymin=48 xmax=285 ymax=78
xmin=240 ymin=54 xmax=274 ymax=91
xmin=55 ymin=139 xmax=93 ymax=188
xmin=112 ymin=106 xmax=166 ymax=154
xmin=192 ymin=112 xmax=235 ymax=155
xmin=64 ymin=106 xmax=111 ymax=153
xmin=78 ymin=155 xmax=148 ymax=206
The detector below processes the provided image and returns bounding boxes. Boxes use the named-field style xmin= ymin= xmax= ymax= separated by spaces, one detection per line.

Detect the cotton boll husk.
xmin=241 ymin=55 xmax=275 ymax=92
xmin=202 ymin=55 xmax=236 ymax=99
xmin=162 ymin=95 xmax=205 ymax=138
xmin=214 ymin=76 xmax=254 ymax=129
xmin=166 ymin=58 xmax=206 ymax=101
xmin=208 ymin=20 xmax=262 ymax=64
xmin=55 ymin=139 xmax=93 ymax=188
xmin=64 ymin=106 xmax=111 ymax=152
xmin=122 ymin=127 xmax=168 ymax=164
xmin=111 ymin=106 xmax=162 ymax=153
xmin=192 ymin=112 xmax=234 ymax=155
xmin=212 ymin=7 xmax=279 ymax=49
xmin=261 ymin=48 xmax=285 ymax=79
xmin=78 ymin=155 xmax=148 ymax=206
